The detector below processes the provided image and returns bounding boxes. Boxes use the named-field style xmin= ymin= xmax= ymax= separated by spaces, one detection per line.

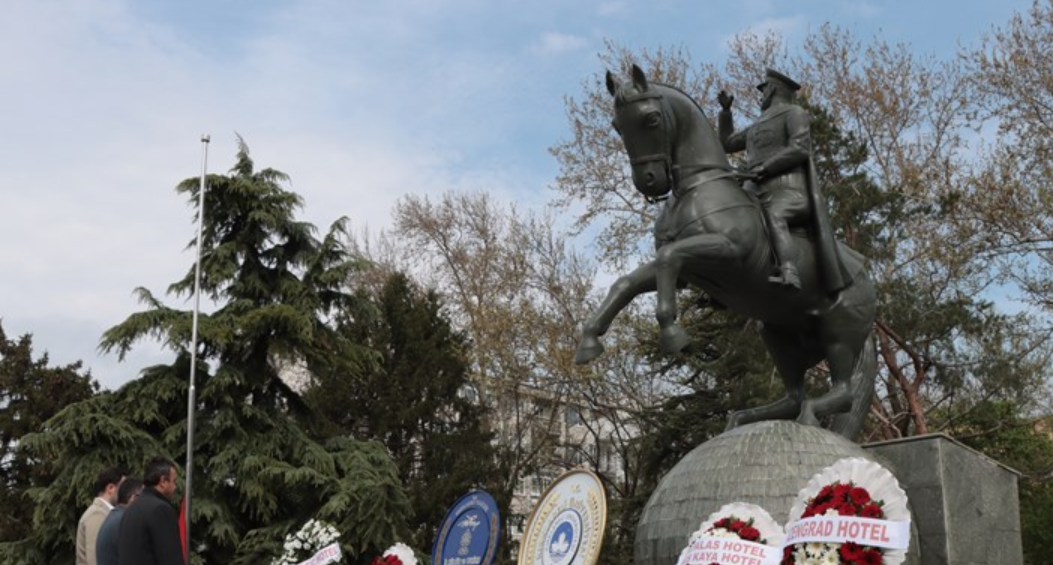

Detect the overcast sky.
xmin=0 ymin=0 xmax=1031 ymax=390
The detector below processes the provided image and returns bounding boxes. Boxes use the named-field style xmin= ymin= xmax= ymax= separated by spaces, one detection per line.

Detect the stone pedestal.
xmin=863 ymin=434 xmax=1023 ymax=565
xmin=634 ymin=421 xmax=920 ymax=565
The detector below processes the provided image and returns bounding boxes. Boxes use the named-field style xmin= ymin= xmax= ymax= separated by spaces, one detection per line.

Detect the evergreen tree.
xmin=308 ymin=271 xmax=497 ymax=552
xmin=0 ymin=323 xmax=97 ymax=544
xmin=0 ymin=138 xmax=411 ymax=565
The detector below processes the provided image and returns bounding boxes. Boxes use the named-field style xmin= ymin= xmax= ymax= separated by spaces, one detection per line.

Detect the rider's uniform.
xmin=719 ymin=103 xmax=812 ymax=230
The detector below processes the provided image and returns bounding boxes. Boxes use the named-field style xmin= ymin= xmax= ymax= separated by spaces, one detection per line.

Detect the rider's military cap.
xmin=756 ymin=69 xmax=801 ymax=92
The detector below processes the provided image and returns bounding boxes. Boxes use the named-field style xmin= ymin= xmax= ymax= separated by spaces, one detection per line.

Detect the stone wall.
xmin=864 ymin=434 xmax=1022 ymax=565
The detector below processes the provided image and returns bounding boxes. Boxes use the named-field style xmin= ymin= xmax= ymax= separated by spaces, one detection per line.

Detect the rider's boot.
xmin=766 ymin=216 xmax=802 ymax=291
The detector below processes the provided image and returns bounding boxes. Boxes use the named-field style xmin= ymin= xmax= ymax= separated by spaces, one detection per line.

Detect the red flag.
xmin=179 ymin=495 xmax=187 ymax=563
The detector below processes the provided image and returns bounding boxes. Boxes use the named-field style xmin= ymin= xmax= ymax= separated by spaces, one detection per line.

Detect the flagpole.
xmin=185 ymin=134 xmax=209 ymax=562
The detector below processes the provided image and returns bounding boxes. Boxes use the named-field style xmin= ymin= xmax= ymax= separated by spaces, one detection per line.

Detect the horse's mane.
xmin=658 ymin=82 xmax=711 ymax=120
xmin=613 ymin=80 xmax=711 ymax=122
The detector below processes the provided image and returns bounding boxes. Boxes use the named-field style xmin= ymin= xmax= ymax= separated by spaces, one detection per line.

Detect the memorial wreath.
xmin=782 ymin=458 xmax=911 ymax=565
xmin=678 ymin=502 xmax=783 ymax=565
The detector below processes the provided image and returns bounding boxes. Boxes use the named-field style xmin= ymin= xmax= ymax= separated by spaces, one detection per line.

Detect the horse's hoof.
xmin=797 ymin=402 xmax=820 ymax=427
xmin=659 ymin=325 xmax=691 ymax=354
xmin=574 ymin=337 xmax=604 ymax=364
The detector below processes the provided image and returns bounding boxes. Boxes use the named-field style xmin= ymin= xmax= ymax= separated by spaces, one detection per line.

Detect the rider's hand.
xmin=718 ymin=90 xmax=734 ymax=111
xmin=750 ymin=164 xmax=766 ymax=181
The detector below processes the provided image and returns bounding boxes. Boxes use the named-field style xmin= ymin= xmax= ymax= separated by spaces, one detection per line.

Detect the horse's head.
xmin=606 ymin=64 xmax=728 ymax=201
xmin=607 ymin=65 xmax=676 ymax=199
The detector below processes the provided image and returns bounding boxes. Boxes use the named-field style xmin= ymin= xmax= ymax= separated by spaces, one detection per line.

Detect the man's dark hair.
xmin=143 ymin=455 xmax=176 ymax=487
xmin=93 ymin=467 xmax=125 ymax=496
xmin=117 ymin=477 xmax=144 ymax=505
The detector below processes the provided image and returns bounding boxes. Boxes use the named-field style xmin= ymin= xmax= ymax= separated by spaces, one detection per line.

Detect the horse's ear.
xmin=631 ymin=64 xmax=649 ymax=91
xmin=605 ymin=70 xmax=618 ymax=97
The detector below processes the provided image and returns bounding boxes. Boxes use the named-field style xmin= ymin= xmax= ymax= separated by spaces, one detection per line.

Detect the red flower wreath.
xmin=371 ymin=555 xmax=403 ymax=565
xmin=695 ymin=515 xmax=768 ymax=565
xmin=709 ymin=516 xmax=766 ymax=544
xmin=781 ymin=481 xmax=886 ymax=565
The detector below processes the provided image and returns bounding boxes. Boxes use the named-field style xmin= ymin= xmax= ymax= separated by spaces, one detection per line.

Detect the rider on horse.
xmin=579 ymin=65 xmax=877 ymax=438
xmin=717 ymin=69 xmax=848 ymax=295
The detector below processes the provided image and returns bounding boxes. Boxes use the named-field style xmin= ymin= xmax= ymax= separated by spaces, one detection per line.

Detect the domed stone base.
xmin=634 ymin=420 xmax=916 ymax=565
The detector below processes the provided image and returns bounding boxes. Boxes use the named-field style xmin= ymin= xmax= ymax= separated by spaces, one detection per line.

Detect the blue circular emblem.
xmin=431 ymin=490 xmax=500 ymax=565
xmin=542 ymin=509 xmax=582 ymax=565
xmin=549 ymin=520 xmax=575 ymax=558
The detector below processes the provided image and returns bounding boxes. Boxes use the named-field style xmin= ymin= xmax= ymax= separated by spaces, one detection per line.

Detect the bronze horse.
xmin=575 ymin=65 xmax=877 ymax=439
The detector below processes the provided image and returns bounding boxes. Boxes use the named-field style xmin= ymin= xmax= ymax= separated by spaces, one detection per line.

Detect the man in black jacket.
xmin=96 ymin=477 xmax=143 ymax=565
xmin=118 ymin=456 xmax=184 ymax=565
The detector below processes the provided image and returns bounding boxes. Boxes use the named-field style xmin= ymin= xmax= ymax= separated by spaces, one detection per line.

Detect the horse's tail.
xmin=827 ymin=329 xmax=877 ymax=441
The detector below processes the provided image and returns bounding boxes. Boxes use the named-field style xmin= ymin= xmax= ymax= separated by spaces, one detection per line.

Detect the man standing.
xmin=76 ymin=467 xmax=125 ymax=565
xmin=95 ymin=477 xmax=143 ymax=565
xmin=118 ymin=456 xmax=184 ymax=565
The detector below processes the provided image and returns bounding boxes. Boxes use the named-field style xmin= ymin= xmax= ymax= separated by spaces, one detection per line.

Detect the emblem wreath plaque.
xmin=432 ymin=490 xmax=501 ymax=565
xmin=518 ymin=469 xmax=607 ymax=565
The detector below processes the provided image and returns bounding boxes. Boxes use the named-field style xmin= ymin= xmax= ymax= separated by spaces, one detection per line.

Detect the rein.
xmin=645 ymin=167 xmax=737 ymax=203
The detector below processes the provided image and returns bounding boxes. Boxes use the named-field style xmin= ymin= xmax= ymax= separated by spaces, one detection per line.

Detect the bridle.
xmin=618 ymin=86 xmax=735 ymax=203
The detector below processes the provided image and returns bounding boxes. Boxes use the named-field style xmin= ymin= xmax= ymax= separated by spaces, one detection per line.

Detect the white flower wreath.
xmin=678 ymin=502 xmax=784 ymax=565
xmin=785 ymin=458 xmax=911 ymax=565
xmin=271 ymin=519 xmax=343 ymax=565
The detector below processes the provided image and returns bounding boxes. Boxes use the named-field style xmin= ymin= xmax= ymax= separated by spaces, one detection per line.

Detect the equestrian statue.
xmin=574 ymin=65 xmax=878 ymax=440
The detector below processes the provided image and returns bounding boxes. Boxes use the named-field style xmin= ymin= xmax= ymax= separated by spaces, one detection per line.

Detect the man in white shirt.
xmin=76 ymin=467 xmax=125 ymax=565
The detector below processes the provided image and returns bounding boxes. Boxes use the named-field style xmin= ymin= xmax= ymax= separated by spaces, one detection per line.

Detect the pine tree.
xmin=0 ymin=323 xmax=97 ymax=544
xmin=0 ymin=138 xmax=411 ymax=565
xmin=308 ymin=271 xmax=498 ymax=552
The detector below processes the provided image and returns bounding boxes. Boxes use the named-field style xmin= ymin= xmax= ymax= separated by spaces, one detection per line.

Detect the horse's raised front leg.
xmin=654 ymin=233 xmax=742 ymax=354
xmin=574 ymin=262 xmax=658 ymax=364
